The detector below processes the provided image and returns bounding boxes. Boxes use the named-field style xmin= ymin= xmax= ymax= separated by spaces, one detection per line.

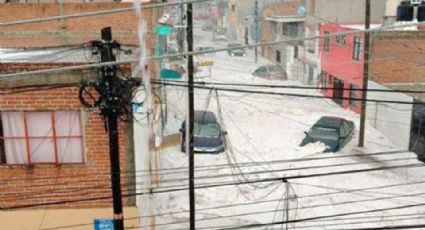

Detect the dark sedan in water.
xmin=300 ymin=116 xmax=355 ymax=152
xmin=180 ymin=111 xmax=227 ymax=153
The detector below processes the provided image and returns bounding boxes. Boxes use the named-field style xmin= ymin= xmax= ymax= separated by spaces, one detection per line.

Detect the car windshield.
xmin=308 ymin=127 xmax=339 ymax=141
xmin=194 ymin=122 xmax=221 ymax=137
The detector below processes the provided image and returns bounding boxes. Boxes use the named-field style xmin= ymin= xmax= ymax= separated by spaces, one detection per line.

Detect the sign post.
xmin=196 ymin=60 xmax=214 ymax=79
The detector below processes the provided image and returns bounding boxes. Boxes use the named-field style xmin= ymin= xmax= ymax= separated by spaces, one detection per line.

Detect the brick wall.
xmin=371 ymin=31 xmax=425 ymax=84
xmin=0 ymin=63 xmax=132 ymax=209
xmin=0 ymin=3 xmax=155 ymax=49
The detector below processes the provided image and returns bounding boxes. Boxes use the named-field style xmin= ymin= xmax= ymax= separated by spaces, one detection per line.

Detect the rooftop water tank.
xmin=417 ymin=1 xmax=425 ymax=21
xmin=397 ymin=0 xmax=414 ymax=21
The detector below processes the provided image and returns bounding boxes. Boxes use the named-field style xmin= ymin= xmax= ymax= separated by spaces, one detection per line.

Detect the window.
xmin=353 ymin=37 xmax=362 ymax=60
xmin=276 ymin=50 xmax=281 ymax=63
xmin=349 ymin=84 xmax=361 ymax=106
xmin=0 ymin=111 xmax=84 ymax=165
xmin=321 ymin=72 xmax=328 ymax=88
xmin=324 ymin=31 xmax=331 ymax=51
xmin=294 ymin=46 xmax=298 ymax=59
xmin=307 ymin=40 xmax=316 ymax=54
xmin=336 ymin=34 xmax=346 ymax=45
xmin=283 ymin=23 xmax=299 ymax=37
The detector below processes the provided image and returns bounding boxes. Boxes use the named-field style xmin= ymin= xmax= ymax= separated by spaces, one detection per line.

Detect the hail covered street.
xmin=143 ymin=20 xmax=424 ymax=230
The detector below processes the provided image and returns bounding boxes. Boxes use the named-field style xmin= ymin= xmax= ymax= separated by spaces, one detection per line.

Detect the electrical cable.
xmin=2 ymin=20 xmax=425 ymax=79
xmin=0 ymin=0 xmax=212 ymax=27
xmin=0 ymin=149 xmax=412 ymax=183
xmin=2 ymin=162 xmax=423 ymax=210
xmin=152 ymin=79 xmax=425 ymax=94
xmin=152 ymin=81 xmax=423 ymax=105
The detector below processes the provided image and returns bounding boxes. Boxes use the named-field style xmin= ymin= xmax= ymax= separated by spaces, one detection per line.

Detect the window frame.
xmin=276 ymin=50 xmax=281 ymax=63
xmin=324 ymin=31 xmax=331 ymax=51
xmin=336 ymin=34 xmax=346 ymax=45
xmin=0 ymin=110 xmax=84 ymax=166
xmin=283 ymin=23 xmax=299 ymax=37
xmin=353 ymin=36 xmax=362 ymax=61
xmin=321 ymin=72 xmax=328 ymax=88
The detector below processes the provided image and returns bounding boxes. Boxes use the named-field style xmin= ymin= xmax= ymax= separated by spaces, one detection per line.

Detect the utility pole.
xmin=99 ymin=27 xmax=124 ymax=230
xmin=178 ymin=0 xmax=185 ymax=53
xmin=79 ymin=27 xmax=141 ymax=230
xmin=186 ymin=3 xmax=196 ymax=230
xmin=254 ymin=0 xmax=258 ymax=63
xmin=358 ymin=0 xmax=371 ymax=147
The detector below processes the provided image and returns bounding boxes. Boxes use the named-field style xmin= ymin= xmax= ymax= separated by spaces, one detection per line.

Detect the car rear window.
xmin=309 ymin=127 xmax=339 ymax=141
xmin=194 ymin=122 xmax=220 ymax=137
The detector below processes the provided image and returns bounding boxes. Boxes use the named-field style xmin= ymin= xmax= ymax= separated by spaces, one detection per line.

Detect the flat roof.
xmin=340 ymin=24 xmax=382 ymax=30
xmin=266 ymin=16 xmax=305 ymax=23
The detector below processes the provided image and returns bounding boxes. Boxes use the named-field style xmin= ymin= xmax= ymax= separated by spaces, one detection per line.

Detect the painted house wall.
xmin=320 ymin=23 xmax=364 ymax=113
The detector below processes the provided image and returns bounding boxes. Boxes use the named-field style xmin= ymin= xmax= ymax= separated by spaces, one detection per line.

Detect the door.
xmin=333 ymin=78 xmax=344 ymax=105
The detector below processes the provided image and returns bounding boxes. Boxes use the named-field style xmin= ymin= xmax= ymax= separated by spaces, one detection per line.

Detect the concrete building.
xmin=261 ymin=0 xmax=305 ymax=79
xmin=297 ymin=0 xmax=388 ymax=85
xmin=318 ymin=20 xmax=425 ymax=153
xmin=0 ymin=3 xmax=161 ymax=229
xmin=227 ymin=0 xmax=256 ymax=43
xmin=0 ymin=62 xmax=136 ymax=227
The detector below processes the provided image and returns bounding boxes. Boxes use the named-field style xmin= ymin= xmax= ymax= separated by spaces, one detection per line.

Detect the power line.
xmin=2 ymin=162 xmax=423 ymax=210
xmin=214 ymin=201 xmax=425 ymax=230
xmin=343 ymin=223 xmax=425 ymax=230
xmin=0 ymin=0 xmax=211 ymax=27
xmin=153 ymin=81 xmax=421 ymax=105
xmin=0 ymin=150 xmax=410 ymax=183
xmin=153 ymin=79 xmax=425 ymax=94
xmin=3 ymin=155 xmax=416 ymax=203
xmin=2 ymin=20 xmax=425 ymax=80
xmin=35 ymin=180 xmax=425 ymax=230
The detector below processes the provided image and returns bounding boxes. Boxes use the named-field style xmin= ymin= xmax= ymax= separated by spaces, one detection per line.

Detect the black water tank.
xmin=418 ymin=1 xmax=425 ymax=21
xmin=397 ymin=0 xmax=414 ymax=21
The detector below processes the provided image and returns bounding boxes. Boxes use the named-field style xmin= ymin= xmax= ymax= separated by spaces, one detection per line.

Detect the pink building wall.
xmin=319 ymin=23 xmax=365 ymax=113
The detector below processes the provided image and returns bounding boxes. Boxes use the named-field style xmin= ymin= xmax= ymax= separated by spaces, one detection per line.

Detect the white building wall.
xmin=366 ymin=81 xmax=413 ymax=149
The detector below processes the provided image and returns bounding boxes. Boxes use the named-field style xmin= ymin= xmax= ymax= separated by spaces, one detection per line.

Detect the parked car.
xmin=252 ymin=65 xmax=287 ymax=80
xmin=213 ymin=29 xmax=227 ymax=41
xmin=180 ymin=111 xmax=227 ymax=153
xmin=227 ymin=43 xmax=246 ymax=56
xmin=300 ymin=116 xmax=355 ymax=152
xmin=195 ymin=46 xmax=215 ymax=56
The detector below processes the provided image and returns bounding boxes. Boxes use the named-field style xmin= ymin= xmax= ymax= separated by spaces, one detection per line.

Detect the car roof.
xmin=194 ymin=110 xmax=217 ymax=123
xmin=315 ymin=116 xmax=348 ymax=128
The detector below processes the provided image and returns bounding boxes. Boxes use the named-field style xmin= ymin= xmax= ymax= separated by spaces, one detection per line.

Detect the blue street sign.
xmin=94 ymin=219 xmax=114 ymax=230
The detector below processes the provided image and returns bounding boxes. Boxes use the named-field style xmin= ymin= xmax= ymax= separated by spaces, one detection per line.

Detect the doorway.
xmin=333 ymin=78 xmax=344 ymax=105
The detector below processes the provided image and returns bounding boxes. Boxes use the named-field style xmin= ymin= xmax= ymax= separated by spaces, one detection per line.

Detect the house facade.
xmin=297 ymin=0 xmax=388 ymax=85
xmin=261 ymin=0 xmax=305 ymax=79
xmin=319 ymin=23 xmax=367 ymax=113
xmin=0 ymin=2 xmax=159 ymax=229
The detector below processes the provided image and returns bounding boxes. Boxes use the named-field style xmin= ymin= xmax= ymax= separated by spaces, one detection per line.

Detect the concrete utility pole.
xmin=186 ymin=3 xmax=196 ymax=230
xmin=359 ymin=0 xmax=371 ymax=147
xmin=254 ymin=0 xmax=258 ymax=63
